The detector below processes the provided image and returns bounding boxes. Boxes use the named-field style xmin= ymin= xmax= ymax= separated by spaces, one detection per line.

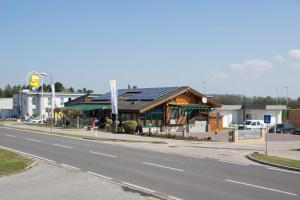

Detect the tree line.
xmin=0 ymin=83 xmax=94 ymax=98
xmin=210 ymin=94 xmax=300 ymax=109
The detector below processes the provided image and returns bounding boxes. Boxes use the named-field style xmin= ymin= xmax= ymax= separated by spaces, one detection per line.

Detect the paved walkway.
xmin=0 ymin=160 xmax=150 ymax=200
xmin=1 ymin=121 xmax=300 ymax=163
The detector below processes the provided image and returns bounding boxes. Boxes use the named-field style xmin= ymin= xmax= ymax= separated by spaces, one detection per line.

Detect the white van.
xmin=238 ymin=120 xmax=265 ymax=130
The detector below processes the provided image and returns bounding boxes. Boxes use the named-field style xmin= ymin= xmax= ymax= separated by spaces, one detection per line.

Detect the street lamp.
xmin=40 ymin=72 xmax=54 ymax=132
xmin=284 ymin=86 xmax=289 ymax=122
xmin=202 ymin=81 xmax=206 ymax=95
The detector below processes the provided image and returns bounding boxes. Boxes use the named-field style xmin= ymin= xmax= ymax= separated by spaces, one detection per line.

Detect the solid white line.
xmin=183 ymin=154 xmax=205 ymax=159
xmin=169 ymin=196 xmax=184 ymax=200
xmin=53 ymin=144 xmax=72 ymax=149
xmin=225 ymin=179 xmax=298 ymax=196
xmin=4 ymin=134 xmax=16 ymax=138
xmin=218 ymin=160 xmax=249 ymax=166
xmin=61 ymin=164 xmax=80 ymax=171
xmin=89 ymin=150 xmax=117 ymax=158
xmin=87 ymin=171 xmax=113 ymax=180
xmin=266 ymin=167 xmax=300 ymax=175
xmin=0 ymin=145 xmax=55 ymax=163
xmin=122 ymin=182 xmax=155 ymax=193
xmin=142 ymin=162 xmax=184 ymax=172
xmin=26 ymin=138 xmax=41 ymax=143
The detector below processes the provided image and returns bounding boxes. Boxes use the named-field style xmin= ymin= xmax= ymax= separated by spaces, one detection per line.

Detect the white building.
xmin=216 ymin=105 xmax=286 ymax=128
xmin=13 ymin=90 xmax=84 ymax=118
xmin=0 ymin=98 xmax=16 ymax=118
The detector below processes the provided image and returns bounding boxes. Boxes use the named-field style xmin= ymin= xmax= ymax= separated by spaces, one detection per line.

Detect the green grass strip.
xmin=0 ymin=149 xmax=33 ymax=176
xmin=251 ymin=152 xmax=300 ymax=169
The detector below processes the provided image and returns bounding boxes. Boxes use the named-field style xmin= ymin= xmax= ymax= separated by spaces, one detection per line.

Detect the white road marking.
xmin=142 ymin=162 xmax=184 ymax=172
xmin=89 ymin=150 xmax=117 ymax=158
xmin=53 ymin=144 xmax=72 ymax=149
xmin=87 ymin=171 xmax=113 ymax=180
xmin=122 ymin=182 xmax=155 ymax=193
xmin=169 ymin=196 xmax=184 ymax=200
xmin=26 ymin=138 xmax=41 ymax=143
xmin=266 ymin=167 xmax=300 ymax=175
xmin=61 ymin=163 xmax=80 ymax=171
xmin=218 ymin=160 xmax=249 ymax=166
xmin=183 ymin=154 xmax=206 ymax=159
xmin=225 ymin=179 xmax=298 ymax=196
xmin=4 ymin=134 xmax=16 ymax=138
xmin=0 ymin=145 xmax=55 ymax=163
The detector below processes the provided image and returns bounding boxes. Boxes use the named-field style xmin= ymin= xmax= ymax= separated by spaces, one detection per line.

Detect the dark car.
xmin=292 ymin=128 xmax=300 ymax=135
xmin=269 ymin=123 xmax=295 ymax=134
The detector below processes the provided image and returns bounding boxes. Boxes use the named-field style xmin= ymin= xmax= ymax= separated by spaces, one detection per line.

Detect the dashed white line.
xmin=266 ymin=167 xmax=300 ymax=175
xmin=218 ymin=160 xmax=249 ymax=166
xmin=225 ymin=179 xmax=298 ymax=196
xmin=61 ymin=163 xmax=80 ymax=171
xmin=4 ymin=134 xmax=16 ymax=138
xmin=142 ymin=162 xmax=184 ymax=172
xmin=122 ymin=182 xmax=155 ymax=193
xmin=169 ymin=195 xmax=184 ymax=200
xmin=26 ymin=138 xmax=41 ymax=143
xmin=53 ymin=144 xmax=73 ymax=149
xmin=183 ymin=154 xmax=206 ymax=159
xmin=89 ymin=150 xmax=117 ymax=158
xmin=87 ymin=171 xmax=113 ymax=180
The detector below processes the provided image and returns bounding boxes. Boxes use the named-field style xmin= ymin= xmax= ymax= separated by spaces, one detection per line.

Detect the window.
xmin=60 ymin=97 xmax=64 ymax=106
xmin=32 ymin=97 xmax=36 ymax=105
xmin=246 ymin=114 xmax=252 ymax=120
xmin=48 ymin=97 xmax=52 ymax=106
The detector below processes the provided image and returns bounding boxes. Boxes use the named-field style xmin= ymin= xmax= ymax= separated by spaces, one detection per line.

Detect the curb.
xmin=247 ymin=154 xmax=300 ymax=172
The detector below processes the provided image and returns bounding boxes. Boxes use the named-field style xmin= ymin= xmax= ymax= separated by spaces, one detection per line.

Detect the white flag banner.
xmin=51 ymin=83 xmax=56 ymax=110
xmin=109 ymin=80 xmax=118 ymax=115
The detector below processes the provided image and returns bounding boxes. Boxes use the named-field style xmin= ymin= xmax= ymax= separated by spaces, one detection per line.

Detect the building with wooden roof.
xmin=65 ymin=86 xmax=221 ymax=132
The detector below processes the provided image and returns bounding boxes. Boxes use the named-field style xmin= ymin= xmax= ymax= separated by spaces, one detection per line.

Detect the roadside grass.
xmin=251 ymin=152 xmax=300 ymax=169
xmin=0 ymin=148 xmax=33 ymax=176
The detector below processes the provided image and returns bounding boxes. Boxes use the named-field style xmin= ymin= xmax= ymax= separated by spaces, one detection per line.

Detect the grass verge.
xmin=0 ymin=148 xmax=33 ymax=176
xmin=251 ymin=152 xmax=300 ymax=169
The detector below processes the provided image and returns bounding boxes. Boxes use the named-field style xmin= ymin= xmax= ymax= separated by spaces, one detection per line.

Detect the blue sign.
xmin=264 ymin=115 xmax=271 ymax=124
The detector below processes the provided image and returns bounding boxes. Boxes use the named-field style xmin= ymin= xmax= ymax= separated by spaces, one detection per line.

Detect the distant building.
xmin=288 ymin=109 xmax=300 ymax=128
xmin=13 ymin=90 xmax=85 ymax=118
xmin=216 ymin=105 xmax=286 ymax=127
xmin=0 ymin=98 xmax=16 ymax=118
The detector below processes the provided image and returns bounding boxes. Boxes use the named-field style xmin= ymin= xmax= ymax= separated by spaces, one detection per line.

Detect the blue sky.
xmin=0 ymin=0 xmax=299 ymax=98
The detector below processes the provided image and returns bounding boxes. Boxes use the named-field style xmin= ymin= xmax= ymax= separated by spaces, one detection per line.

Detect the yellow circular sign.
xmin=27 ymin=72 xmax=41 ymax=87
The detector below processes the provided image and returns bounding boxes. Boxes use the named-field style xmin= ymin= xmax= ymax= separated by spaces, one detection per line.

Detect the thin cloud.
xmin=230 ymin=59 xmax=273 ymax=77
xmin=288 ymin=49 xmax=300 ymax=59
xmin=207 ymin=70 xmax=229 ymax=80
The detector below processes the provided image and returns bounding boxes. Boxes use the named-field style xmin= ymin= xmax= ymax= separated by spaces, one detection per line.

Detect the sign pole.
xmin=266 ymin=124 xmax=268 ymax=155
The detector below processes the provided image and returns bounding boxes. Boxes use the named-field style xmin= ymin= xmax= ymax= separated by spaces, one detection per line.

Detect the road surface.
xmin=0 ymin=127 xmax=299 ymax=200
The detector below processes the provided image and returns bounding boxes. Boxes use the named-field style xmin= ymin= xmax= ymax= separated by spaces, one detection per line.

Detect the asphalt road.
xmin=0 ymin=127 xmax=299 ymax=200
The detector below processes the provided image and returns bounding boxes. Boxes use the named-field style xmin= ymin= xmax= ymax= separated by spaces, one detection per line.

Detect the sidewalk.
xmin=1 ymin=121 xmax=300 ymax=163
xmin=0 ymin=160 xmax=150 ymax=200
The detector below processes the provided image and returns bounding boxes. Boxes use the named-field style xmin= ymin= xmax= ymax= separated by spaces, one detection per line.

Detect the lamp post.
xmin=40 ymin=72 xmax=54 ymax=133
xmin=285 ymin=86 xmax=288 ymax=121
xmin=202 ymin=81 xmax=206 ymax=95
xmin=40 ymin=72 xmax=48 ymax=126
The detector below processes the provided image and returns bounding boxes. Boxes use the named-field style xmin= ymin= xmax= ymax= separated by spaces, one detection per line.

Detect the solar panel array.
xmin=94 ymin=87 xmax=180 ymax=101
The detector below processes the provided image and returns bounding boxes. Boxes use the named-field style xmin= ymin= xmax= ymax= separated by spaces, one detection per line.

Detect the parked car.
xmin=238 ymin=120 xmax=265 ymax=130
xmin=269 ymin=123 xmax=295 ymax=134
xmin=292 ymin=128 xmax=300 ymax=135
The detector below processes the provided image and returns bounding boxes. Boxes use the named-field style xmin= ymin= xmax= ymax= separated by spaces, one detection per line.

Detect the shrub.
xmin=123 ymin=120 xmax=137 ymax=134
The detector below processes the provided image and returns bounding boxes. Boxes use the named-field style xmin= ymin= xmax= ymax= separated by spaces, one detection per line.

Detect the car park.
xmin=269 ymin=123 xmax=295 ymax=134
xmin=292 ymin=128 xmax=300 ymax=135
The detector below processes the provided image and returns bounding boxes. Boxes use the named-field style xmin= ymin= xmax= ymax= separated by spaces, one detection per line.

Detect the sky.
xmin=0 ymin=0 xmax=299 ymax=98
